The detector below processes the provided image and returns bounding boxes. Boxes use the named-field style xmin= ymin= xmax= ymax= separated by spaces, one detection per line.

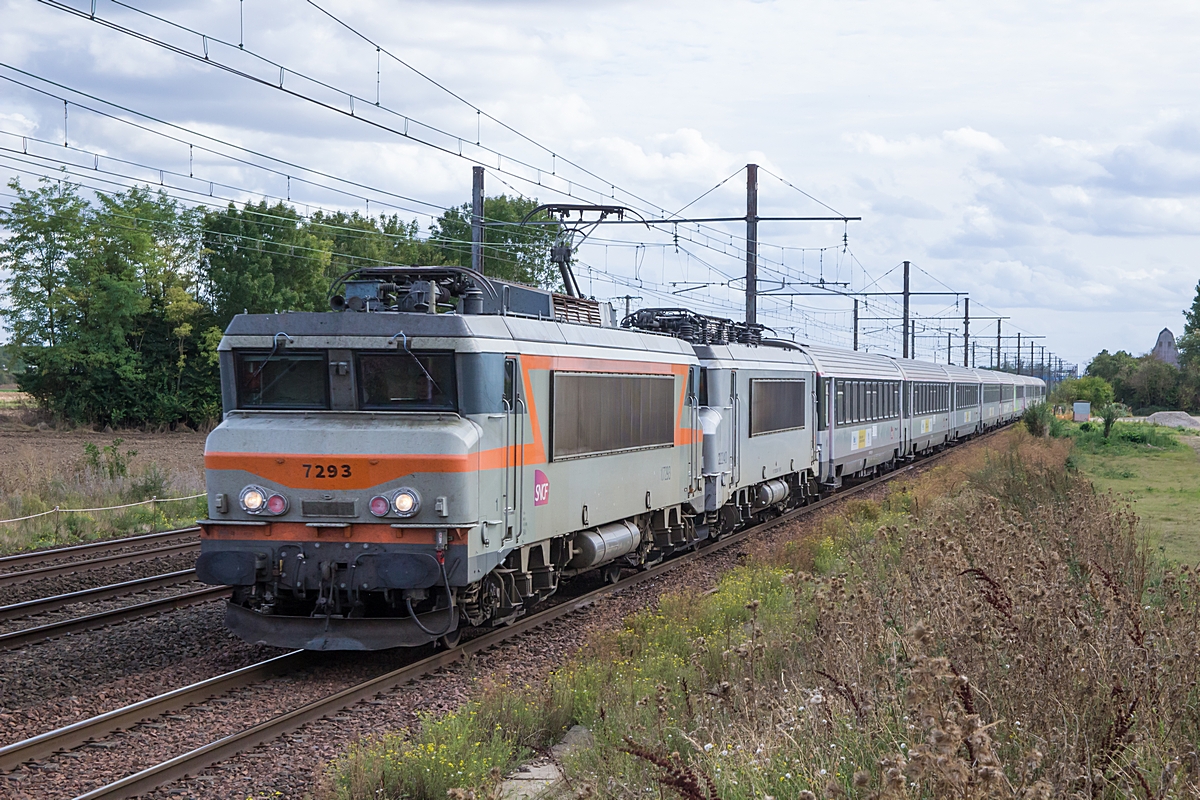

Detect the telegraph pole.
xmin=972 ymin=340 xmax=977 ymax=368
xmin=995 ymin=320 xmax=1001 ymax=368
xmin=1016 ymin=332 xmax=1022 ymax=374
xmin=471 ymin=166 xmax=484 ymax=275
xmin=947 ymin=332 xmax=952 ymax=364
xmin=962 ymin=298 xmax=970 ymax=367
xmin=902 ymin=261 xmax=911 ymax=358
xmin=852 ymin=299 xmax=859 ymax=351
xmin=745 ymin=164 xmax=758 ymax=326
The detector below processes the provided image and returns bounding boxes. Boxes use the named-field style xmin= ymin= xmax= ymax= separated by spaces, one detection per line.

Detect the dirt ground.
xmin=0 ymin=406 xmax=207 ymax=492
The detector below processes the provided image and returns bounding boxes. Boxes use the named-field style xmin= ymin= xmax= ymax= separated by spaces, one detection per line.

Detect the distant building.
xmin=1151 ymin=328 xmax=1180 ymax=368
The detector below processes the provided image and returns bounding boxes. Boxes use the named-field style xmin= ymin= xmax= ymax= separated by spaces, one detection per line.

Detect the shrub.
xmin=1021 ymin=402 xmax=1053 ymax=437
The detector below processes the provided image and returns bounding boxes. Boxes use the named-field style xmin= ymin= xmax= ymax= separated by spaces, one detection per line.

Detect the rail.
xmin=0 ymin=540 xmax=200 ymax=588
xmin=0 ymin=527 xmax=200 ymax=572
xmin=0 ymin=585 xmax=229 ymax=651
xmin=0 ymin=569 xmax=198 ymax=621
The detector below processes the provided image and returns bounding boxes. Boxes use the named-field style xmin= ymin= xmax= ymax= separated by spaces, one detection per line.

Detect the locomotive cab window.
xmin=356 ymin=352 xmax=456 ymax=411
xmin=235 ymin=351 xmax=329 ymax=410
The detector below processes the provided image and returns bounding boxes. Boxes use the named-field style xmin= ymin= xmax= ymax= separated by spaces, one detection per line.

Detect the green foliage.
xmin=1179 ymin=279 xmax=1200 ymax=368
xmin=307 ymin=210 xmax=445 ymax=281
xmin=1065 ymin=420 xmax=1181 ymax=454
xmin=83 ymin=438 xmax=136 ymax=480
xmin=1022 ymin=401 xmax=1054 ymax=436
xmin=319 ymin=684 xmax=569 ymax=800
xmin=0 ymin=180 xmax=220 ymax=426
xmin=430 ymin=194 xmax=562 ymax=289
xmin=1 ymin=179 xmax=561 ymax=428
xmin=201 ymin=201 xmax=331 ymax=327
xmin=1097 ymin=402 xmax=1127 ymax=438
xmin=1051 ymin=374 xmax=1114 ymax=407
xmin=1086 ymin=342 xmax=1200 ymax=413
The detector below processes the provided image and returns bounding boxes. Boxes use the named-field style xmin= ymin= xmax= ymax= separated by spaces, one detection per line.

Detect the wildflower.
xmin=704 ymin=743 xmax=714 ymax=752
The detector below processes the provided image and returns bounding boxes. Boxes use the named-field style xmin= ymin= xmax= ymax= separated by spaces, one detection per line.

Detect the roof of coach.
xmin=694 ymin=341 xmax=815 ymax=370
xmin=888 ymin=357 xmax=952 ymax=382
xmin=798 ymin=344 xmax=905 ymax=380
xmin=973 ymin=368 xmax=1004 ymax=384
xmin=943 ymin=364 xmax=981 ymax=383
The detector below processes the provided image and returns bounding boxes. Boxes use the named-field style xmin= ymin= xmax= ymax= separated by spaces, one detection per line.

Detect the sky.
xmin=2 ymin=0 xmax=1200 ymax=370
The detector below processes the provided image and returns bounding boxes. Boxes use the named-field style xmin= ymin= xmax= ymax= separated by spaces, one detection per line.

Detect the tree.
xmin=429 ymin=195 xmax=561 ymax=289
xmin=1086 ymin=349 xmax=1137 ymax=401
xmin=2 ymin=181 xmax=221 ymax=426
xmin=0 ymin=178 xmax=88 ymax=348
xmin=201 ymin=201 xmax=331 ymax=328
xmin=1124 ymin=357 xmax=1179 ymax=411
xmin=1051 ymin=375 xmax=1114 ymax=408
xmin=308 ymin=210 xmax=447 ymax=280
xmin=1179 ymin=280 xmax=1200 ymax=367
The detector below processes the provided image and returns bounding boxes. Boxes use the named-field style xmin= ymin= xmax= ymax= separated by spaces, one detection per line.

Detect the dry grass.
xmin=0 ymin=428 xmax=206 ymax=552
xmin=316 ymin=430 xmax=1200 ymax=800
xmin=555 ymin=430 xmax=1199 ymax=799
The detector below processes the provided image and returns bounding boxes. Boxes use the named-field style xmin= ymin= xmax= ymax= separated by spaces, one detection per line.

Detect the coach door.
xmin=503 ymin=356 xmax=526 ymax=543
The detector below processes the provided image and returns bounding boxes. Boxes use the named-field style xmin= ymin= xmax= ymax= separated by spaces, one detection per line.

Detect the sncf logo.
xmin=533 ymin=469 xmax=550 ymax=506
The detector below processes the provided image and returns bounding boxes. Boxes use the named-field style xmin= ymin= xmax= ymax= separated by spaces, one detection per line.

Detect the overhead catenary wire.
xmin=3 ymin=13 xmax=1061 ymax=361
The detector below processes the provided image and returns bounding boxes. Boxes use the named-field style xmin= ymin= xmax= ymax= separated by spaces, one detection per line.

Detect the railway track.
xmin=0 ymin=582 xmax=229 ymax=651
xmin=0 ymin=432 xmax=991 ymax=800
xmin=0 ymin=528 xmax=200 ymax=588
xmin=0 ymin=570 xmax=199 ymax=622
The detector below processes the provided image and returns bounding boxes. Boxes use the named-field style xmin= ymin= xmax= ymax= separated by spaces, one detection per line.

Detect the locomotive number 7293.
xmin=303 ymin=464 xmax=352 ymax=478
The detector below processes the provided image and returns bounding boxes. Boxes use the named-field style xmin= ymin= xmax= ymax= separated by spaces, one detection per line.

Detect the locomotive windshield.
xmin=356 ymin=352 xmax=456 ymax=411
xmin=235 ymin=351 xmax=329 ymax=409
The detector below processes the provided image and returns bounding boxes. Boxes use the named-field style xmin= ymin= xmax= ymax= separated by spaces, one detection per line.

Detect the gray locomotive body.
xmin=196 ymin=267 xmax=1043 ymax=650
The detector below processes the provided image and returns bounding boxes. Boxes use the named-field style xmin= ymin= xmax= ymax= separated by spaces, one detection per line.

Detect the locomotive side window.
xmin=356 ymin=352 xmax=456 ymax=411
xmin=749 ymin=379 xmax=805 ymax=436
xmin=235 ymin=351 xmax=329 ymax=410
xmin=551 ymin=373 xmax=674 ymax=459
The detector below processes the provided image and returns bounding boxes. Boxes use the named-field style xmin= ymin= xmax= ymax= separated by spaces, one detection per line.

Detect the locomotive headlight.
xmin=392 ymin=488 xmax=420 ymax=517
xmin=239 ymin=485 xmax=267 ymax=513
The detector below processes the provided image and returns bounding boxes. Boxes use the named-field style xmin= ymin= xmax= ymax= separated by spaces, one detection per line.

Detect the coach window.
xmin=235 ymin=350 xmax=329 ymax=410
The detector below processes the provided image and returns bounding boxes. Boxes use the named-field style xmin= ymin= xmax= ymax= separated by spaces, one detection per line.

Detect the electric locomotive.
xmin=198 ymin=267 xmax=724 ymax=650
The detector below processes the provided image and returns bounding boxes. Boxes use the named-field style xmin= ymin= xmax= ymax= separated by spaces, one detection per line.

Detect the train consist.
xmin=196 ymin=266 xmax=1044 ymax=650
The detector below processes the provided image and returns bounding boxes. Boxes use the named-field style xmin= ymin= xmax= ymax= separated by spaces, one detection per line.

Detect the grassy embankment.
xmin=318 ymin=428 xmax=1200 ymax=800
xmin=0 ymin=435 xmax=206 ymax=553
xmin=1062 ymin=420 xmax=1200 ymax=565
